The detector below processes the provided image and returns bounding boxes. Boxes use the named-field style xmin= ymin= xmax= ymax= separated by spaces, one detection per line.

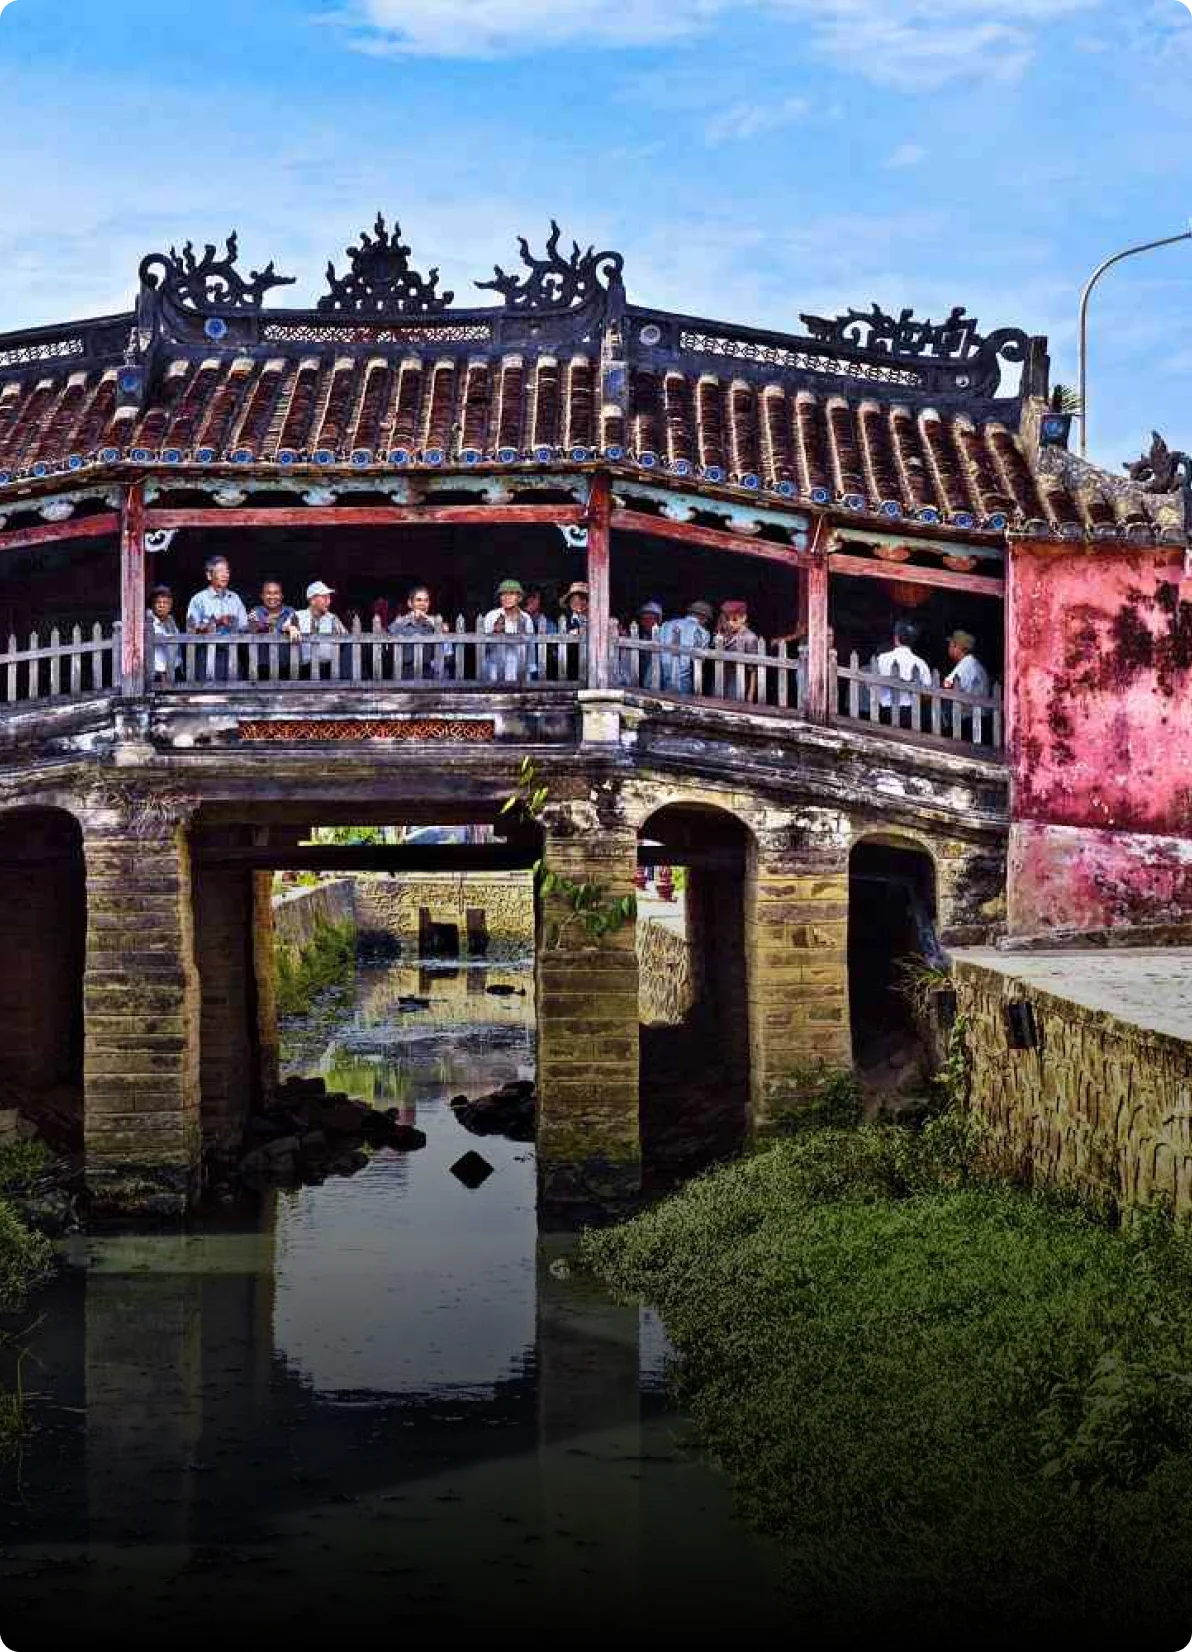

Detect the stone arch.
xmin=0 ymin=805 xmax=87 ymax=1142
xmin=637 ymin=801 xmax=753 ymax=1184
xmin=847 ymin=833 xmax=940 ymax=1081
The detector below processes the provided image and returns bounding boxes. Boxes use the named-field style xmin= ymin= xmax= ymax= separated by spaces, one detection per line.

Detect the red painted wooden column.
xmin=806 ymin=541 xmax=831 ymax=725
xmin=586 ymin=471 xmax=613 ymax=690
xmin=120 ymin=481 xmax=147 ymax=697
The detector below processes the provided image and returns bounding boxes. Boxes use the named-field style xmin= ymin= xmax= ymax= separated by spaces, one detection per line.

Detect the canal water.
xmin=0 ymin=957 xmax=789 ymax=1642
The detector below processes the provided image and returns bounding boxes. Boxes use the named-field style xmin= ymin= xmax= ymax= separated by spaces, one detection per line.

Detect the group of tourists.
xmin=147 ymin=559 xmax=990 ymax=725
xmin=147 ymin=558 xmax=770 ymax=690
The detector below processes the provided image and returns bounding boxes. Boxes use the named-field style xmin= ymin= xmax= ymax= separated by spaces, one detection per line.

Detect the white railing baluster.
xmin=848 ymin=651 xmax=860 ymax=720
xmin=49 ymin=628 xmax=61 ymax=698
xmin=70 ymin=627 xmax=82 ymax=697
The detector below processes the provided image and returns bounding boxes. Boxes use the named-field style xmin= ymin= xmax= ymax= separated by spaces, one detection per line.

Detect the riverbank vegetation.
xmin=276 ymin=920 xmax=356 ymax=1019
xmin=0 ymin=1143 xmax=54 ymax=1458
xmin=582 ymin=1120 xmax=1192 ymax=1647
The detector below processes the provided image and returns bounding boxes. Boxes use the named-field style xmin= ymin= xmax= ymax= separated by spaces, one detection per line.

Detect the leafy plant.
xmin=502 ymin=760 xmax=636 ymax=946
xmin=1049 ymin=383 xmax=1083 ymax=415
xmin=893 ymin=954 xmax=952 ymax=1021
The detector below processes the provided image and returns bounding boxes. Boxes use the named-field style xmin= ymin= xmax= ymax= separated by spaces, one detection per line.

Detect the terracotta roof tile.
xmin=530 ymin=356 xmax=560 ymax=452
xmin=0 ymin=343 xmax=1156 ymax=539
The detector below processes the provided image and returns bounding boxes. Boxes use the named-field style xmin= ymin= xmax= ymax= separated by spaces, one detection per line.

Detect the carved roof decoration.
xmin=319 ymin=215 xmax=453 ymax=316
xmin=138 ymin=233 xmax=295 ymax=313
xmin=475 ymin=221 xmax=625 ymax=312
xmin=0 ymin=212 xmax=1179 ymax=545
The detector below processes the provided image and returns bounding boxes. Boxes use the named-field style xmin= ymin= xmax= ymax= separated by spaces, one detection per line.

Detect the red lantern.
xmin=889 ymin=581 xmax=933 ymax=608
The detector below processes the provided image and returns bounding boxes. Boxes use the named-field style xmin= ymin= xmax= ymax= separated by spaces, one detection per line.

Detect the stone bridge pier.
xmin=0 ymin=727 xmax=1004 ymax=1216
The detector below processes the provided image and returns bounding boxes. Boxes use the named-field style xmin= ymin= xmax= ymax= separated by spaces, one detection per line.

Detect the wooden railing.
xmin=0 ymin=616 xmax=1003 ymax=759
xmin=833 ymin=652 xmax=1003 ymax=750
xmin=0 ymin=622 xmax=120 ymax=707
xmin=152 ymin=617 xmax=583 ymax=690
xmin=614 ymin=627 xmax=1001 ymax=752
xmin=614 ymin=624 xmax=807 ymax=712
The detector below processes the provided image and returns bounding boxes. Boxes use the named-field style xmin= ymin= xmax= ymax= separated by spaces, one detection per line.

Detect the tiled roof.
xmin=0 ymin=218 xmax=1180 ymax=543
xmin=0 ymin=349 xmax=1172 ymax=540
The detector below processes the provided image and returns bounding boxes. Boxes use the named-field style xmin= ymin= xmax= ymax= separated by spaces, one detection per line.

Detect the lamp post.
xmin=1078 ymin=224 xmax=1192 ymax=458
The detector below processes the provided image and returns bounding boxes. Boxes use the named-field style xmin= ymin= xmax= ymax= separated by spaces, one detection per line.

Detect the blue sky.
xmin=0 ymin=0 xmax=1189 ymax=467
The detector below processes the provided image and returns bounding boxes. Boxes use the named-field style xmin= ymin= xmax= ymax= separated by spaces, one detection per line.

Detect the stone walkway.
xmin=952 ymin=947 xmax=1192 ymax=1044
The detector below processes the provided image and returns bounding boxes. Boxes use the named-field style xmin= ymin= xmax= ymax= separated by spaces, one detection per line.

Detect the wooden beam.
xmin=120 ymin=483 xmax=146 ymax=697
xmin=586 ymin=472 xmax=612 ymax=690
xmin=806 ymin=553 xmax=830 ymax=725
xmin=610 ymin=508 xmax=810 ymax=567
xmin=144 ymin=504 xmax=585 ymax=531
xmin=828 ymin=551 xmax=1004 ymax=598
xmin=0 ymin=512 xmax=120 ymax=556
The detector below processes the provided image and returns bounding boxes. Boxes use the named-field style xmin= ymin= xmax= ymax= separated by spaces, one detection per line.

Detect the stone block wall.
xmin=82 ymin=820 xmax=201 ymax=1211
xmin=954 ymin=956 xmax=1192 ymax=1215
xmin=746 ymin=828 xmax=851 ymax=1130
xmin=352 ymin=872 xmax=534 ymax=952
xmin=272 ymin=879 xmax=357 ymax=957
xmin=536 ymin=822 xmax=640 ymax=1215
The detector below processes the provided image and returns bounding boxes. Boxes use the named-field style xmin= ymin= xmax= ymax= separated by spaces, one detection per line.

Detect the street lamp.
xmin=1077 ymin=224 xmax=1192 ymax=458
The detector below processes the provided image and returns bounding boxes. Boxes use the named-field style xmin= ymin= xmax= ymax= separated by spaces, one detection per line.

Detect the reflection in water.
xmin=0 ymin=957 xmax=789 ymax=1638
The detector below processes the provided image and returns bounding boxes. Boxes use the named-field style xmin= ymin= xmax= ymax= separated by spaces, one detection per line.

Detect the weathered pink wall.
xmin=1009 ymin=545 xmax=1192 ymax=935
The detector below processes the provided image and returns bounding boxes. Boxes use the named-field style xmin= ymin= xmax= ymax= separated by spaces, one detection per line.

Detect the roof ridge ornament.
xmin=318 ymin=215 xmax=454 ymax=316
xmin=138 ymin=233 xmax=296 ymax=312
xmin=475 ymin=220 xmax=624 ymax=312
xmin=799 ymin=301 xmax=1029 ymax=367
xmin=1126 ymin=430 xmax=1192 ymax=496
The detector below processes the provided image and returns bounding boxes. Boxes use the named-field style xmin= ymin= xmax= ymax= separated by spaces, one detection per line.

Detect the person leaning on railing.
xmin=657 ymin=600 xmax=713 ymax=696
xmin=943 ymin=629 xmax=991 ymax=738
xmin=481 ymin=579 xmax=535 ymax=683
xmin=870 ymin=618 xmax=932 ymax=725
xmin=285 ymin=581 xmax=348 ymax=676
xmin=619 ymin=600 xmax=664 ymax=687
xmin=717 ymin=600 xmax=760 ymax=703
xmin=388 ymin=584 xmax=453 ymax=681
xmin=148 ymin=584 xmax=180 ymax=684
xmin=186 ymin=555 xmax=250 ymax=682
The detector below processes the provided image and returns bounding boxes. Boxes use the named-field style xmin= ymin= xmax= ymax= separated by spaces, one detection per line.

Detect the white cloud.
xmin=705 ymin=95 xmax=811 ymax=144
xmin=338 ymin=0 xmax=1104 ymax=88
xmin=885 ymin=142 xmax=926 ymax=167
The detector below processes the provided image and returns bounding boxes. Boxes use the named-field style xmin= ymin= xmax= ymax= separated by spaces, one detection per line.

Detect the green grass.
xmin=0 ymin=1137 xmax=52 ymax=1195
xmin=582 ymin=1126 xmax=1192 ymax=1646
xmin=276 ymin=920 xmax=356 ymax=1018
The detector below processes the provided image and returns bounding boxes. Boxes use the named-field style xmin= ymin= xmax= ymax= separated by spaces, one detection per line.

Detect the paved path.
xmin=952 ymin=948 xmax=1192 ymax=1044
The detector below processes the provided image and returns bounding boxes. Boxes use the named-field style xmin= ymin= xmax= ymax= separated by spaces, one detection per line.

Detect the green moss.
xmin=275 ymin=919 xmax=356 ymax=1019
xmin=582 ymin=1126 xmax=1192 ymax=1645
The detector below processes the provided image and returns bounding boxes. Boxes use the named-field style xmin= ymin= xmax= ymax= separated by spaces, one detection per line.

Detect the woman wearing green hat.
xmin=481 ymin=579 xmax=535 ymax=683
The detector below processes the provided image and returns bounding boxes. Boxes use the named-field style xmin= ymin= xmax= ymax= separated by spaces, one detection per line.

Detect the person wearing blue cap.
xmin=658 ymin=599 xmax=713 ymax=696
xmin=620 ymin=599 xmax=664 ymax=688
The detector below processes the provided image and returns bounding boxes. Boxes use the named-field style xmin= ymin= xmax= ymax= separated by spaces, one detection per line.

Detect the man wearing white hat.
xmin=286 ymin=580 xmax=347 ymax=674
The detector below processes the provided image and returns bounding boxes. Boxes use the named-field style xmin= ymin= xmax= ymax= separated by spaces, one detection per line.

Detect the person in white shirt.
xmin=943 ymin=630 xmax=991 ymax=698
xmin=481 ymin=579 xmax=535 ymax=683
xmin=147 ymin=585 xmax=179 ymax=684
xmin=286 ymin=580 xmax=347 ymax=674
xmin=872 ymin=619 xmax=932 ymax=718
xmin=943 ymin=629 xmax=992 ymax=739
